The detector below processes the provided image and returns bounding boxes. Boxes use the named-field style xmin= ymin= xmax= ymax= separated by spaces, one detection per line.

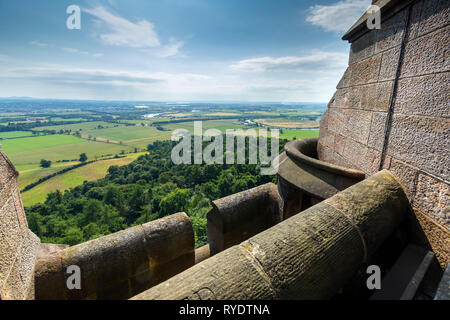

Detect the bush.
xmin=79 ymin=153 xmax=88 ymax=162
xmin=40 ymin=159 xmax=51 ymax=168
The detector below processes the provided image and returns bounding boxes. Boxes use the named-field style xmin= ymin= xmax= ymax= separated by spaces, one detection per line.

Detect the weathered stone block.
xmin=349 ymin=30 xmax=376 ymax=65
xmin=195 ymin=244 xmax=211 ymax=264
xmin=317 ymin=143 xmax=335 ymax=164
xmin=337 ymin=54 xmax=382 ymax=89
xmin=395 ymin=72 xmax=450 ymax=118
xmin=132 ymin=171 xmax=408 ymax=300
xmin=413 ymin=207 xmax=449 ymax=267
xmin=332 ymin=152 xmax=356 ymax=170
xmin=385 ymin=114 xmax=450 ymax=179
xmin=361 ymin=81 xmax=393 ymax=112
xmin=13 ymin=187 xmax=28 ymax=235
xmin=34 ymin=247 xmax=66 ymax=300
xmin=349 ymin=109 xmax=373 ymax=144
xmin=0 ymin=175 xmax=16 ymax=211
xmin=325 ymin=170 xmax=409 ymax=254
xmin=368 ymin=112 xmax=388 ymax=151
xmin=328 ymin=88 xmax=354 ymax=109
xmin=388 ymin=158 xmax=419 ymax=199
xmin=375 ymin=8 xmax=407 ymax=53
xmin=207 ymin=183 xmax=282 ymax=254
xmin=407 ymin=0 xmax=426 ymax=41
xmin=247 ymin=201 xmax=364 ymax=300
xmin=339 ymin=137 xmax=383 ymax=176
xmin=342 ymin=138 xmax=367 ymax=172
xmin=0 ymin=196 xmax=23 ymax=290
xmin=349 ymin=54 xmax=383 ymax=87
xmin=1 ymin=230 xmax=40 ymax=300
xmin=358 ymin=147 xmax=382 ymax=176
xmin=416 ymin=0 xmax=450 ymax=38
xmin=132 ymin=245 xmax=276 ymax=300
xmin=334 ymin=134 xmax=346 ymax=156
xmin=337 ymin=66 xmax=352 ymax=89
xmin=326 ymin=108 xmax=346 ymax=136
xmin=379 ymin=46 xmax=401 ymax=81
xmin=327 ymin=109 xmax=373 ymax=146
xmin=414 ymin=173 xmax=449 ymax=227
xmin=318 ymin=126 xmax=335 ymax=149
xmin=330 ymin=82 xmax=392 ymax=113
xmin=401 ymin=25 xmax=450 ymax=78
xmin=0 ymin=152 xmax=17 ymax=188
xmin=35 ymin=212 xmax=196 ymax=300
xmin=141 ymin=212 xmax=195 ymax=286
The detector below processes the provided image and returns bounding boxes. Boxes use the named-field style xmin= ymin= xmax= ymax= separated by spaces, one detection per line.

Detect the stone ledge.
xmin=343 ymin=0 xmax=415 ymax=42
xmin=132 ymin=170 xmax=409 ymax=300
xmin=35 ymin=212 xmax=195 ymax=300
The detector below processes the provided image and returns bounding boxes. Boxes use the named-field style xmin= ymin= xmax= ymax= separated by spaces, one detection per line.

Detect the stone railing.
xmin=35 ymin=212 xmax=195 ymax=300
xmin=277 ymin=138 xmax=365 ymax=219
xmin=131 ymin=170 xmax=409 ymax=300
xmin=207 ymin=183 xmax=282 ymax=255
xmin=33 ymin=182 xmax=287 ymax=300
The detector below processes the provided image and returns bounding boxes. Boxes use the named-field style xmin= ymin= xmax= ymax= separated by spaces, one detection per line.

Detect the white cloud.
xmin=156 ymin=38 xmax=185 ymax=58
xmin=84 ymin=6 xmax=161 ymax=48
xmin=230 ymin=51 xmax=348 ymax=72
xmin=31 ymin=42 xmax=102 ymax=58
xmin=84 ymin=6 xmax=183 ymax=57
xmin=0 ymin=54 xmax=8 ymax=62
xmin=0 ymin=65 xmax=211 ymax=89
xmin=0 ymin=63 xmax=340 ymax=101
xmin=306 ymin=0 xmax=371 ymax=33
xmin=63 ymin=48 xmax=89 ymax=55
xmin=63 ymin=47 xmax=79 ymax=53
xmin=30 ymin=40 xmax=53 ymax=48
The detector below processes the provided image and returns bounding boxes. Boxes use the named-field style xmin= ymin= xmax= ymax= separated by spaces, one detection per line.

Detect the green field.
xmin=18 ymin=162 xmax=77 ymax=190
xmin=9 ymin=118 xmax=319 ymax=206
xmin=2 ymin=135 xmax=133 ymax=167
xmin=1 ymin=135 xmax=85 ymax=153
xmin=33 ymin=121 xmax=119 ymax=132
xmin=49 ymin=118 xmax=89 ymax=122
xmin=0 ymin=131 xmax=34 ymax=139
xmin=162 ymin=121 xmax=319 ymax=140
xmin=118 ymin=120 xmax=162 ymax=125
xmin=279 ymin=129 xmax=319 ymax=140
xmin=82 ymin=125 xmax=168 ymax=142
xmin=162 ymin=119 xmax=247 ymax=133
xmin=32 ymin=119 xmax=313 ymax=149
xmin=21 ymin=154 xmax=145 ymax=207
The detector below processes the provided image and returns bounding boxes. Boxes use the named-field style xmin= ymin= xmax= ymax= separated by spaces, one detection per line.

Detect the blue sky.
xmin=0 ymin=0 xmax=371 ymax=102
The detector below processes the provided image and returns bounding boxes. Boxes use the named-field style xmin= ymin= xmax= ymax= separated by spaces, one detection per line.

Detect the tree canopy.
xmin=26 ymin=138 xmax=285 ymax=248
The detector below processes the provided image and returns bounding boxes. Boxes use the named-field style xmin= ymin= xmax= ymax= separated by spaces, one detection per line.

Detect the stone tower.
xmin=0 ymin=150 xmax=40 ymax=299
xmin=318 ymin=0 xmax=449 ymax=265
xmin=0 ymin=0 xmax=448 ymax=300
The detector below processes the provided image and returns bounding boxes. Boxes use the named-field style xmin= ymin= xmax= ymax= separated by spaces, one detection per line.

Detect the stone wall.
xmin=132 ymin=171 xmax=409 ymax=300
xmin=318 ymin=0 xmax=449 ymax=265
xmin=0 ymin=150 xmax=40 ymax=300
xmin=35 ymin=212 xmax=195 ymax=300
xmin=207 ymin=183 xmax=282 ymax=254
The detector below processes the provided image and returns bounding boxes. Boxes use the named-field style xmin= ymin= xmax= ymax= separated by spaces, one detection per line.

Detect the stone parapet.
xmin=207 ymin=183 xmax=282 ymax=255
xmin=132 ymin=170 xmax=409 ymax=300
xmin=278 ymin=138 xmax=365 ymax=219
xmin=35 ymin=212 xmax=195 ymax=300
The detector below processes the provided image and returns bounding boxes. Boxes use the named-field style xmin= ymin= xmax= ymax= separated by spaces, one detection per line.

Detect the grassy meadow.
xmin=0 ymin=106 xmax=321 ymax=207
xmin=2 ymin=135 xmax=132 ymax=168
xmin=21 ymin=153 xmax=145 ymax=207
xmin=0 ymin=131 xmax=35 ymax=139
